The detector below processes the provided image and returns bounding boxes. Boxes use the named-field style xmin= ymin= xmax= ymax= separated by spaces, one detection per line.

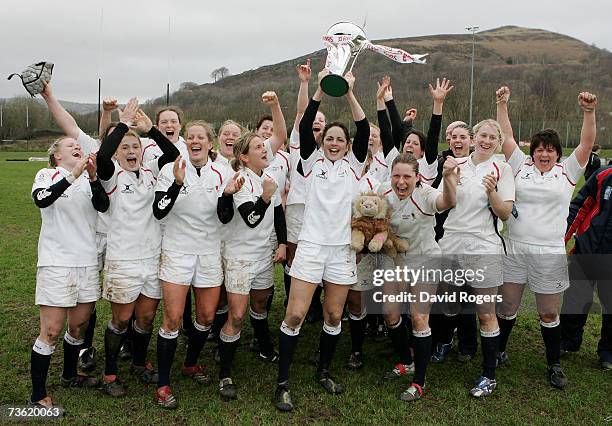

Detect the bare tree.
xmin=211 ymin=67 xmax=231 ymax=82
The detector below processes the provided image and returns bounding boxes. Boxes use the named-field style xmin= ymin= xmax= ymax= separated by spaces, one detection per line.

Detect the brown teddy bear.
xmin=350 ymin=191 xmax=409 ymax=257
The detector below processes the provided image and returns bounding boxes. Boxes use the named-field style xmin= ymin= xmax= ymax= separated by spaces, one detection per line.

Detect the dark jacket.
xmin=566 ymin=166 xmax=612 ymax=254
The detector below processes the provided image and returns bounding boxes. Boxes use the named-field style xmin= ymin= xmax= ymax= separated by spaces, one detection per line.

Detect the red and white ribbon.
xmin=322 ymin=34 xmax=427 ymax=65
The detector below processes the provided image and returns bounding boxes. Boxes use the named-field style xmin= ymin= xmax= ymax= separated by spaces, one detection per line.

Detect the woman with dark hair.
xmin=495 ymin=87 xmax=597 ymax=389
xmin=29 ymin=137 xmax=108 ymax=407
xmin=273 ymin=68 xmax=369 ymax=412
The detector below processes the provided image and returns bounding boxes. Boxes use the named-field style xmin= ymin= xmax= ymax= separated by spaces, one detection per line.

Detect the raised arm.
xmin=262 ymin=91 xmax=287 ymax=154
xmin=85 ymin=154 xmax=109 ymax=213
xmin=97 ymin=98 xmax=139 ymax=180
xmin=425 ymin=78 xmax=453 ymax=164
xmin=299 ymin=69 xmax=326 ymax=160
xmin=32 ymin=156 xmax=88 ymax=208
xmin=40 ymin=82 xmax=79 ymax=140
xmin=153 ymin=158 xmax=185 ymax=220
xmin=344 ymin=72 xmax=369 ymax=163
xmin=99 ymin=98 xmax=117 ymax=136
xmin=573 ymin=92 xmax=598 ymax=167
xmin=495 ymin=86 xmax=518 ymax=160
xmin=376 ymin=76 xmax=395 ymax=156
xmin=436 ymin=157 xmax=459 ymax=211
xmin=294 ymin=59 xmax=311 ymax=130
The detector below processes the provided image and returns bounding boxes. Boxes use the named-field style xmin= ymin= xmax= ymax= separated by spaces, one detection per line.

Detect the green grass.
xmin=0 ymin=152 xmax=610 ymax=425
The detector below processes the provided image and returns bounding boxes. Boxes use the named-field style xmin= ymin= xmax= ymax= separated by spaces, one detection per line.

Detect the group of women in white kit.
xmin=29 ymin=58 xmax=598 ymax=412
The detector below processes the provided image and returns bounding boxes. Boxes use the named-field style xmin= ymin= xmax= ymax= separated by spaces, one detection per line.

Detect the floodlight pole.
xmin=466 ymin=26 xmax=479 ymax=127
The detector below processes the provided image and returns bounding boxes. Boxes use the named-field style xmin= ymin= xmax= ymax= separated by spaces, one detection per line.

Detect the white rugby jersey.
xmin=33 ymin=167 xmax=98 ymax=267
xmin=142 ymin=136 xmax=188 ymax=163
xmin=224 ymin=167 xmax=280 ymax=261
xmin=76 ymin=130 xmax=101 ymax=155
xmin=506 ymin=147 xmax=584 ymax=247
xmin=214 ymin=153 xmax=231 ymax=168
xmin=75 ymin=130 xmax=109 ymax=234
xmin=442 ymin=154 xmax=515 ymax=244
xmin=265 ymin=149 xmax=290 ymax=202
xmin=100 ymin=161 xmax=161 ymax=261
xmin=379 ymin=182 xmax=442 ymax=254
xmin=386 ymin=147 xmax=438 ymax=185
xmin=156 ymin=158 xmax=231 ymax=255
xmin=299 ymin=150 xmax=366 ymax=245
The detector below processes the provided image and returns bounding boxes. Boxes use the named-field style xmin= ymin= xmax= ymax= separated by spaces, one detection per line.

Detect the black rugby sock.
xmin=83 ymin=308 xmax=96 ymax=349
xmin=349 ymin=312 xmax=367 ymax=354
xmin=540 ymin=320 xmax=562 ymax=366
xmin=104 ymin=324 xmax=126 ymax=376
xmin=413 ymin=330 xmax=433 ymax=387
xmin=184 ymin=323 xmax=211 ymax=367
xmin=480 ymin=329 xmax=500 ymax=380
xmin=318 ymin=323 xmax=341 ymax=372
xmin=218 ymin=331 xmax=240 ymax=379
xmin=388 ymin=318 xmax=413 ymax=365
xmin=497 ymin=314 xmax=517 ymax=353
xmin=157 ymin=330 xmax=178 ymax=387
xmin=277 ymin=323 xmax=299 ymax=384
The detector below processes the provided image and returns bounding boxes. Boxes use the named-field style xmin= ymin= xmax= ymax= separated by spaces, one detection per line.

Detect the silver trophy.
xmin=321 ymin=22 xmax=367 ymax=97
xmin=321 ymin=22 xmax=427 ymax=97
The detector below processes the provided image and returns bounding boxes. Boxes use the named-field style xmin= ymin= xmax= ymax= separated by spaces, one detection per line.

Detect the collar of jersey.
xmin=467 ymin=153 xmax=495 ymax=170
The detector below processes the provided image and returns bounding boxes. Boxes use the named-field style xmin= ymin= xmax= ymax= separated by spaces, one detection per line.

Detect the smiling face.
xmin=368 ymin=126 xmax=381 ymax=154
xmin=322 ymin=125 xmax=349 ymax=162
xmin=402 ymin=133 xmax=423 ymax=159
xmin=185 ymin=125 xmax=212 ymax=166
xmin=219 ymin=123 xmax=242 ymax=160
xmin=157 ymin=110 xmax=181 ymax=143
xmin=532 ymin=144 xmax=558 ymax=173
xmin=450 ymin=127 xmax=472 ymax=158
xmin=473 ymin=123 xmax=501 ymax=160
xmin=256 ymin=119 xmax=273 ymax=140
xmin=240 ymin=135 xmax=269 ymax=172
xmin=391 ymin=162 xmax=419 ymax=200
xmin=115 ymin=135 xmax=142 ymax=172
xmin=313 ymin=111 xmax=326 ymax=142
xmin=53 ymin=137 xmax=83 ymax=169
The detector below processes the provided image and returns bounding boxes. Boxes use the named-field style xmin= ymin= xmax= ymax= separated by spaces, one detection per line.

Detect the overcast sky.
xmin=1 ymin=0 xmax=611 ymax=103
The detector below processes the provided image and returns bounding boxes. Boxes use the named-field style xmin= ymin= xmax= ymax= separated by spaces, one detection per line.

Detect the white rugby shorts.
xmin=290 ymin=241 xmax=357 ymax=285
xmin=223 ymin=257 xmax=274 ymax=295
xmin=438 ymin=232 xmax=503 ymax=288
xmin=286 ymin=203 xmax=305 ymax=244
xmin=159 ymin=249 xmax=223 ymax=288
xmin=503 ymin=239 xmax=569 ymax=294
xmin=36 ymin=266 xmax=100 ymax=307
xmin=103 ymin=256 xmax=160 ymax=303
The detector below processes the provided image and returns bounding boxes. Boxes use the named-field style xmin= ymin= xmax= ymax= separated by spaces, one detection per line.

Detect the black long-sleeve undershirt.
xmin=152 ymin=181 xmax=182 ymax=220
xmin=217 ymin=194 xmax=235 ymax=224
xmin=237 ymin=198 xmax=271 ymax=228
xmin=97 ymin=123 xmax=180 ymax=181
xmin=377 ymin=109 xmax=395 ymax=157
xmin=274 ymin=204 xmax=287 ymax=245
xmin=299 ymin=98 xmax=321 ymax=161
xmin=90 ymin=179 xmax=110 ymax=212
xmin=33 ymin=177 xmax=109 ymax=212
xmin=386 ymin=100 xmax=441 ymax=165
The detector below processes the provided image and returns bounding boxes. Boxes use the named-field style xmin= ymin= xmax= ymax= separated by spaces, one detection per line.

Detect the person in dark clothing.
xmin=584 ymin=144 xmax=601 ymax=181
xmin=561 ymin=165 xmax=612 ymax=370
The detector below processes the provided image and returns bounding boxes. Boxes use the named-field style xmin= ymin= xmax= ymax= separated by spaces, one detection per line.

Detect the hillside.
xmin=3 ymin=26 xmax=612 ymax=144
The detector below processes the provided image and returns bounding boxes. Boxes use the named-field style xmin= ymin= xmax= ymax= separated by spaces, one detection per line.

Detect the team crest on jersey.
xmin=180 ymin=185 xmax=189 ymax=194
xmin=316 ymin=170 xmax=328 ymax=180
xmin=521 ymin=172 xmax=532 ymax=179
xmin=121 ymin=184 xmax=135 ymax=194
